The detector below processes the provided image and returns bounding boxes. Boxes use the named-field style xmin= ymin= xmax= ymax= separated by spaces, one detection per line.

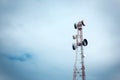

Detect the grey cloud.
xmin=96 ymin=0 xmax=120 ymax=28
xmin=0 ymin=0 xmax=24 ymax=29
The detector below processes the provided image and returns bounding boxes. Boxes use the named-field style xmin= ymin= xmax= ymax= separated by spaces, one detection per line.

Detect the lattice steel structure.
xmin=72 ymin=20 xmax=88 ymax=80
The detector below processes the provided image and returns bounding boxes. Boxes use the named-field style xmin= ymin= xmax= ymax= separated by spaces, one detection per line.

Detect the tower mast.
xmin=72 ymin=20 xmax=88 ymax=80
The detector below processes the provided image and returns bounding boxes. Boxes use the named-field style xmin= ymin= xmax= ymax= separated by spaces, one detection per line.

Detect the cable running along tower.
xmin=72 ymin=20 xmax=88 ymax=80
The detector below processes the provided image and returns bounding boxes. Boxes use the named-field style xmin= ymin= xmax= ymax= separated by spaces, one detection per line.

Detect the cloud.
xmin=2 ymin=53 xmax=32 ymax=62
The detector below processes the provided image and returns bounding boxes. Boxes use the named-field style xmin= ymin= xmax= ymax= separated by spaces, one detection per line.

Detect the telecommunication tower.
xmin=72 ymin=20 xmax=88 ymax=80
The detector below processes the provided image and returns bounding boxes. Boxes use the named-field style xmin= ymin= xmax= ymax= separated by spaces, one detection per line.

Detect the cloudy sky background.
xmin=0 ymin=0 xmax=120 ymax=80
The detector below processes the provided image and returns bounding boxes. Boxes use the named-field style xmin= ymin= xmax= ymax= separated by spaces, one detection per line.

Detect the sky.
xmin=0 ymin=0 xmax=120 ymax=80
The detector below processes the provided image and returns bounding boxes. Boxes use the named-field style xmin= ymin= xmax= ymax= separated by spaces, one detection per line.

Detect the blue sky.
xmin=0 ymin=0 xmax=120 ymax=80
